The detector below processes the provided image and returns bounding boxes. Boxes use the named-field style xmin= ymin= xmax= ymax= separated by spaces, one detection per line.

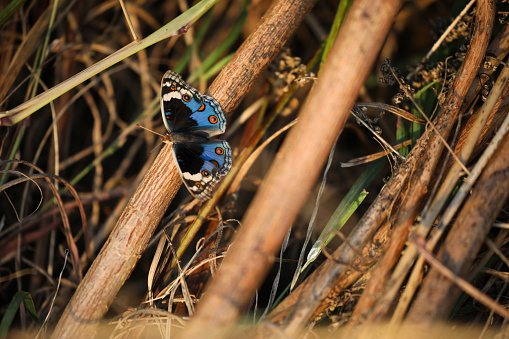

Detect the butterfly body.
xmin=161 ymin=71 xmax=232 ymax=201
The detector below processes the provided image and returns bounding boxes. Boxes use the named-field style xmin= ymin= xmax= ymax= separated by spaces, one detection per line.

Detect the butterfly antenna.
xmin=137 ymin=124 xmax=173 ymax=154
xmin=137 ymin=123 xmax=165 ymax=137
xmin=147 ymin=141 xmax=165 ymax=155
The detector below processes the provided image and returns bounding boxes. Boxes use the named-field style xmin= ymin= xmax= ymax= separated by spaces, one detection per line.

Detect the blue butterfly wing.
xmin=160 ymin=71 xmax=232 ymax=200
xmin=161 ymin=71 xmax=226 ymax=137
xmin=173 ymin=140 xmax=232 ymax=201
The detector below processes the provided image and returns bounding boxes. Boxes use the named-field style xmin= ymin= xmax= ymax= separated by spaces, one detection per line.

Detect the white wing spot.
xmin=183 ymin=172 xmax=203 ymax=182
xmin=163 ymin=92 xmax=181 ymax=101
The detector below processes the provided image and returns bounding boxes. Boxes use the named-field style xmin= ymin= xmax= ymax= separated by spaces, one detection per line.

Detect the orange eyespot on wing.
xmin=183 ymin=94 xmax=191 ymax=102
xmin=198 ymin=103 xmax=206 ymax=111
xmin=208 ymin=115 xmax=218 ymax=124
xmin=215 ymin=147 xmax=224 ymax=155
xmin=201 ymin=169 xmax=210 ymax=177
xmin=170 ymin=84 xmax=177 ymax=90
xmin=210 ymin=160 xmax=219 ymax=168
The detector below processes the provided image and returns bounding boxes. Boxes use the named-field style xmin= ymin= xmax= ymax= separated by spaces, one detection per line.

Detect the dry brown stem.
xmin=454 ymin=21 xmax=509 ymax=159
xmin=51 ymin=0 xmax=316 ymax=337
xmin=207 ymin=0 xmax=316 ymax=114
xmin=264 ymin=0 xmax=493 ymax=331
xmin=180 ymin=0 xmax=404 ymax=337
xmin=405 ymin=120 xmax=509 ymax=325
xmin=52 ymin=146 xmax=180 ymax=338
xmin=349 ymin=0 xmax=494 ymax=325
xmin=463 ymin=18 xmax=509 ymax=109
xmin=265 ymin=220 xmax=392 ymax=325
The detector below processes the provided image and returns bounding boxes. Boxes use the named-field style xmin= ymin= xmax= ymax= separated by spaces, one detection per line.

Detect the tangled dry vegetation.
xmin=0 ymin=0 xmax=508 ymax=338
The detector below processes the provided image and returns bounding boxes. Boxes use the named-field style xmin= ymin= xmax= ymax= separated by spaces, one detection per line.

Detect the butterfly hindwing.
xmin=173 ymin=140 xmax=232 ymax=201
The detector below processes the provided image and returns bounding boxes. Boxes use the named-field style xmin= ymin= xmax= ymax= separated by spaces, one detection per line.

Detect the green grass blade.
xmin=0 ymin=291 xmax=40 ymax=339
xmin=0 ymin=0 xmax=219 ymax=126
xmin=304 ymin=158 xmax=386 ymax=269
xmin=396 ymin=116 xmax=409 ymax=156
xmin=200 ymin=53 xmax=234 ymax=82
xmin=410 ymin=80 xmax=441 ymax=145
xmin=0 ymin=0 xmax=28 ymax=28
xmin=21 ymin=293 xmax=39 ymax=327
xmin=187 ymin=0 xmax=247 ymax=83
xmin=174 ymin=9 xmax=214 ymax=74
xmin=319 ymin=0 xmax=352 ymax=73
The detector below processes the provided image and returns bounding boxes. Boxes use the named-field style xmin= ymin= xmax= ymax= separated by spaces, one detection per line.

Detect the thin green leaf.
xmin=21 ymin=293 xmax=39 ymax=327
xmin=0 ymin=0 xmax=219 ymax=126
xmin=396 ymin=117 xmax=409 ymax=156
xmin=187 ymin=0 xmax=247 ymax=83
xmin=411 ymin=80 xmax=441 ymax=145
xmin=319 ymin=0 xmax=353 ymax=74
xmin=200 ymin=53 xmax=234 ymax=82
xmin=304 ymin=158 xmax=386 ymax=269
xmin=0 ymin=0 xmax=28 ymax=28
xmin=174 ymin=9 xmax=215 ymax=74
xmin=0 ymin=291 xmax=40 ymax=339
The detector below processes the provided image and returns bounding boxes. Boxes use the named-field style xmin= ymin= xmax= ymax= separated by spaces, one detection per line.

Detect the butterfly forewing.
xmin=161 ymin=71 xmax=226 ymax=138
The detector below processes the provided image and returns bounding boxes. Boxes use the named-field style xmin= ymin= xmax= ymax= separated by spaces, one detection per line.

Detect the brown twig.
xmin=180 ymin=0 xmax=403 ymax=337
xmin=405 ymin=117 xmax=509 ymax=324
xmin=51 ymin=0 xmax=316 ymax=336
xmin=207 ymin=0 xmax=315 ymax=115
xmin=51 ymin=145 xmax=180 ymax=338
xmin=348 ymin=0 xmax=494 ymax=325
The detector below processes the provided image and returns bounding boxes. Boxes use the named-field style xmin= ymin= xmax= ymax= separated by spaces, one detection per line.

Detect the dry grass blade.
xmin=0 ymin=1 xmax=67 ymax=107
xmin=229 ymin=119 xmax=297 ymax=195
xmin=0 ymin=160 xmax=89 ymax=280
xmin=350 ymin=108 xmax=404 ymax=161
xmin=341 ymin=140 xmax=412 ymax=167
xmin=412 ymin=235 xmax=509 ymax=321
xmin=405 ymin=129 xmax=509 ymax=324
xmin=355 ymin=102 xmax=425 ymax=124
xmin=425 ymin=0 xmax=476 ymax=59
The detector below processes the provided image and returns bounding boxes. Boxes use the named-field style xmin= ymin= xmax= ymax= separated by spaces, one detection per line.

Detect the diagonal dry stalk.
xmin=179 ymin=0 xmax=404 ymax=338
xmin=51 ymin=146 xmax=181 ymax=338
xmin=348 ymin=0 xmax=494 ymax=326
xmin=262 ymin=0 xmax=500 ymax=332
xmin=51 ymin=0 xmax=316 ymax=337
xmin=404 ymin=105 xmax=509 ymax=324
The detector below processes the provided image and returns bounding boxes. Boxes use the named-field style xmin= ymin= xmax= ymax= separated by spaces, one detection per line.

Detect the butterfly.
xmin=160 ymin=70 xmax=232 ymax=201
